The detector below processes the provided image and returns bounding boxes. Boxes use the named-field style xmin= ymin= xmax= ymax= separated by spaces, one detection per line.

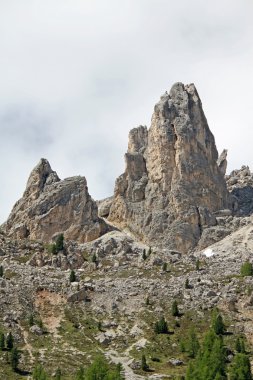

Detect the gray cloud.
xmin=0 ymin=0 xmax=253 ymax=222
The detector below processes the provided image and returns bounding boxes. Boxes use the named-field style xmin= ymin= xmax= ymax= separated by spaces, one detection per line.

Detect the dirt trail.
xmin=105 ymin=349 xmax=146 ymax=380
xmin=19 ymin=324 xmax=35 ymax=363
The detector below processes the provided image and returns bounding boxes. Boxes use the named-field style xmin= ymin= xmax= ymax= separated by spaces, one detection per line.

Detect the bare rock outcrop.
xmin=108 ymin=83 xmax=229 ymax=253
xmin=226 ymin=166 xmax=253 ymax=216
xmin=4 ymin=159 xmax=108 ymax=243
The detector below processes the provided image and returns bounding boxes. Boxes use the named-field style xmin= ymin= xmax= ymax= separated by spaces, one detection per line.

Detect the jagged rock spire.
xmin=108 ymin=82 xmax=229 ymax=253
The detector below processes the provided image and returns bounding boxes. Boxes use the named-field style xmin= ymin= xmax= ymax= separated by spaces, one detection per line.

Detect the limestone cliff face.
xmin=108 ymin=83 xmax=229 ymax=252
xmin=5 ymin=159 xmax=108 ymax=242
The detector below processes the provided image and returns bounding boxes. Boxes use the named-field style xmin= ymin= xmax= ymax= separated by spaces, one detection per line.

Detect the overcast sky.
xmin=0 ymin=0 xmax=253 ymax=223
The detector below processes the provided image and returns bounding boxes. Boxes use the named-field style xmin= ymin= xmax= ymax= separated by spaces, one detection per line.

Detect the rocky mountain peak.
xmin=24 ymin=158 xmax=60 ymax=202
xmin=108 ymin=82 xmax=229 ymax=253
xmin=4 ymin=159 xmax=108 ymax=242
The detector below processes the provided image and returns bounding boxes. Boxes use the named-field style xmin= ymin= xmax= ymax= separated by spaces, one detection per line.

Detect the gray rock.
xmin=108 ymin=83 xmax=229 ymax=253
xmin=30 ymin=325 xmax=43 ymax=335
xmin=5 ymin=159 xmax=109 ymax=243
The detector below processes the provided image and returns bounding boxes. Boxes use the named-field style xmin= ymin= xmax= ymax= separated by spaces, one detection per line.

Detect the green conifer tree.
xmin=186 ymin=329 xmax=227 ymax=380
xmin=55 ymin=234 xmax=64 ymax=252
xmin=212 ymin=311 xmax=225 ymax=335
xmin=141 ymin=354 xmax=149 ymax=372
xmin=229 ymin=353 xmax=252 ymax=380
xmin=0 ymin=331 xmax=5 ymax=350
xmin=85 ymin=356 xmax=109 ymax=379
xmin=0 ymin=265 xmax=3 ymax=277
xmin=55 ymin=367 xmax=62 ymax=380
xmin=172 ymin=300 xmax=180 ymax=317
xmin=6 ymin=332 xmax=14 ymax=350
xmin=154 ymin=316 xmax=168 ymax=334
xmin=142 ymin=250 xmax=147 ymax=260
xmin=32 ymin=363 xmax=48 ymax=380
xmin=11 ymin=347 xmax=20 ymax=371
xmin=75 ymin=365 xmax=85 ymax=380
xmin=187 ymin=328 xmax=200 ymax=358
xmin=69 ymin=269 xmax=76 ymax=282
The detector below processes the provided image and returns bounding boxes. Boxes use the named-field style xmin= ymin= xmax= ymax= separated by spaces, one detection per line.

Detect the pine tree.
xmin=10 ymin=347 xmax=20 ymax=371
xmin=229 ymin=353 xmax=252 ymax=380
xmin=6 ymin=332 xmax=14 ymax=350
xmin=141 ymin=354 xmax=149 ymax=372
xmin=55 ymin=367 xmax=62 ymax=380
xmin=186 ymin=329 xmax=227 ymax=380
xmin=69 ymin=269 xmax=76 ymax=282
xmin=187 ymin=328 xmax=200 ymax=358
xmin=196 ymin=259 xmax=200 ymax=271
xmin=142 ymin=250 xmax=147 ymax=260
xmin=212 ymin=311 xmax=225 ymax=335
xmin=186 ymin=361 xmax=196 ymax=380
xmin=0 ymin=331 xmax=5 ymax=350
xmin=51 ymin=244 xmax=57 ymax=255
xmin=75 ymin=366 xmax=84 ymax=380
xmin=154 ymin=316 xmax=169 ymax=334
xmin=172 ymin=300 xmax=180 ymax=317
xmin=0 ymin=265 xmax=3 ymax=277
xmin=85 ymin=356 xmax=109 ymax=379
xmin=32 ymin=363 xmax=48 ymax=380
xmin=236 ymin=337 xmax=246 ymax=353
xmin=91 ymin=253 xmax=97 ymax=263
xmin=29 ymin=314 xmax=34 ymax=327
xmin=55 ymin=234 xmax=64 ymax=252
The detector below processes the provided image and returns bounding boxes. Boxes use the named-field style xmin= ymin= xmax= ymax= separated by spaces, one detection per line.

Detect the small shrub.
xmin=240 ymin=261 xmax=253 ymax=277
xmin=151 ymin=357 xmax=160 ymax=362
xmin=185 ymin=278 xmax=190 ymax=289
xmin=162 ymin=262 xmax=168 ymax=271
xmin=37 ymin=319 xmax=44 ymax=330
xmin=47 ymin=243 xmax=57 ymax=254
xmin=29 ymin=314 xmax=34 ymax=327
